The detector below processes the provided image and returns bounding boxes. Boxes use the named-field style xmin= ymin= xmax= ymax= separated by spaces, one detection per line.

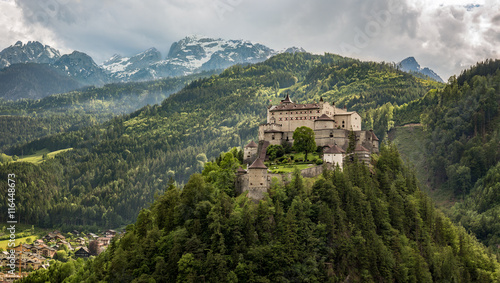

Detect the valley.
xmin=0 ymin=42 xmax=499 ymax=282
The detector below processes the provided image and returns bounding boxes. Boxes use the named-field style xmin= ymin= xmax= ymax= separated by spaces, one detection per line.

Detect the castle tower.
xmin=243 ymin=140 xmax=258 ymax=164
xmin=281 ymin=93 xmax=293 ymax=104
xmin=245 ymin=158 xmax=268 ymax=200
xmin=314 ymin=114 xmax=335 ymax=130
xmin=353 ymin=144 xmax=371 ymax=163
xmin=369 ymin=130 xmax=379 ymax=152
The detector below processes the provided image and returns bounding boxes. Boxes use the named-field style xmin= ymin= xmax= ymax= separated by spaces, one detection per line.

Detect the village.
xmin=0 ymin=229 xmax=120 ymax=282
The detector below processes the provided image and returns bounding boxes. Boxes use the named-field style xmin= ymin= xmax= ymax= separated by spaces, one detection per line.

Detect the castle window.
xmin=250 ymin=183 xmax=253 ymax=185
xmin=310 ymin=111 xmax=312 ymax=113
xmin=272 ymin=112 xmax=274 ymax=115
xmin=272 ymin=135 xmax=275 ymax=140
xmin=280 ymin=112 xmax=282 ymax=115
xmin=260 ymin=183 xmax=263 ymax=185
xmin=317 ymin=110 xmax=320 ymax=113
xmin=330 ymin=132 xmax=333 ymax=137
xmin=279 ymin=118 xmax=282 ymax=121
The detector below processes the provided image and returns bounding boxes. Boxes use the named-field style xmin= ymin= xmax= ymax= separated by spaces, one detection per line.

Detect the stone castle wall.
xmin=236 ymin=164 xmax=334 ymax=200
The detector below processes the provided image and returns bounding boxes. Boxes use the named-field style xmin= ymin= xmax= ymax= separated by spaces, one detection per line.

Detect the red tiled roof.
xmin=281 ymin=94 xmax=293 ymax=104
xmin=248 ymin=158 xmax=267 ymax=169
xmin=270 ymin=103 xmax=320 ymax=111
xmin=264 ymin=129 xmax=283 ymax=133
xmin=354 ymin=144 xmax=370 ymax=152
xmin=324 ymin=144 xmax=345 ymax=154
xmin=245 ymin=140 xmax=258 ymax=148
xmin=316 ymin=114 xmax=334 ymax=121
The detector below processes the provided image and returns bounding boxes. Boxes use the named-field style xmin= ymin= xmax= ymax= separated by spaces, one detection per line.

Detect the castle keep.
xmin=238 ymin=94 xmax=379 ymax=200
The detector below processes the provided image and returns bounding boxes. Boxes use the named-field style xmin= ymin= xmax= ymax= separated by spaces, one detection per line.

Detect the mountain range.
xmin=0 ymin=36 xmax=306 ymax=100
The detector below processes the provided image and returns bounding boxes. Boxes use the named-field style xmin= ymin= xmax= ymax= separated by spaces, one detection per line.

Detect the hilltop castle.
xmin=237 ymin=94 xmax=379 ymax=200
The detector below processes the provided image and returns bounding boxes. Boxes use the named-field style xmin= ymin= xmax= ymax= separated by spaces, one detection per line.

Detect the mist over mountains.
xmin=0 ymin=36 xmax=306 ymax=101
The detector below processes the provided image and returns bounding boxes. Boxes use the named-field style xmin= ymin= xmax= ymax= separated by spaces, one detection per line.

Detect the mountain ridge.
xmin=0 ymin=37 xmax=307 ymax=100
xmin=398 ymin=56 xmax=444 ymax=83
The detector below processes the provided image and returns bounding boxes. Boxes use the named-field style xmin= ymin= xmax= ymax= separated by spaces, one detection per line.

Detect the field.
xmin=16 ymin=148 xmax=73 ymax=164
xmin=0 ymin=235 xmax=38 ymax=250
xmin=267 ymin=163 xmax=315 ymax=173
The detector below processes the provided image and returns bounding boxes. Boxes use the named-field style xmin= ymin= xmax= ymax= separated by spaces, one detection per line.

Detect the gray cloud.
xmin=2 ymin=0 xmax=498 ymax=80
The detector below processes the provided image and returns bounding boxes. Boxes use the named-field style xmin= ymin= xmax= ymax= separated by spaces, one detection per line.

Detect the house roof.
xmin=324 ymin=144 xmax=345 ymax=154
xmin=237 ymin=166 xmax=247 ymax=174
xmin=245 ymin=140 xmax=258 ymax=148
xmin=316 ymin=114 xmax=334 ymax=121
xmin=248 ymin=158 xmax=267 ymax=169
xmin=270 ymin=103 xmax=320 ymax=111
xmin=76 ymin=247 xmax=90 ymax=253
xmin=354 ymin=144 xmax=370 ymax=152
xmin=281 ymin=93 xmax=293 ymax=104
xmin=370 ymin=130 xmax=379 ymax=141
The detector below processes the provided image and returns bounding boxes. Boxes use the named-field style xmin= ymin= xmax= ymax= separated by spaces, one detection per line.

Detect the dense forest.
xmin=0 ymin=52 xmax=441 ymax=229
xmin=388 ymin=60 xmax=500 ymax=252
xmin=20 ymin=145 xmax=500 ymax=282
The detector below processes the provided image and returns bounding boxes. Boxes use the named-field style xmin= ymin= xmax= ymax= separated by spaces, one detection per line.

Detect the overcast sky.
xmin=1 ymin=0 xmax=498 ymax=80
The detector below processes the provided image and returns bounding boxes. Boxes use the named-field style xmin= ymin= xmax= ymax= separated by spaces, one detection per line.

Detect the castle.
xmin=237 ymin=94 xmax=379 ymax=200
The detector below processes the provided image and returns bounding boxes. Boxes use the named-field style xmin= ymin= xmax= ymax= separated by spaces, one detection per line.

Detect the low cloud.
xmin=0 ymin=0 xmax=497 ymax=80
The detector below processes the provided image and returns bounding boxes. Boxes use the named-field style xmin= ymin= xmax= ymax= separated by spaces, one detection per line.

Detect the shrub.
xmin=316 ymin=159 xmax=324 ymax=165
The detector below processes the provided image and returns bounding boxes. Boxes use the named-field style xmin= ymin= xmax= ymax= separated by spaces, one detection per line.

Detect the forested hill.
xmin=390 ymin=59 xmax=500 ymax=251
xmin=20 ymin=146 xmax=500 ymax=282
xmin=0 ymin=70 xmax=218 ymax=152
xmin=0 ymin=52 xmax=441 ymax=229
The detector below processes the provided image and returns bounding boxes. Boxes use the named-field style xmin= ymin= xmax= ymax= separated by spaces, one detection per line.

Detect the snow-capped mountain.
xmin=0 ymin=41 xmax=61 ymax=69
xmin=0 ymin=37 xmax=307 ymax=100
xmin=102 ymin=35 xmax=302 ymax=81
xmin=282 ymin=47 xmax=307 ymax=54
xmin=102 ymin=47 xmax=162 ymax=81
xmin=398 ymin=57 xmax=444 ymax=83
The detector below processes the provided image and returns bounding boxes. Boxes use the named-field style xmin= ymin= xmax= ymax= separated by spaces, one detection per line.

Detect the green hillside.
xmin=20 ymin=146 xmax=500 ymax=282
xmin=389 ymin=60 xmax=500 ymax=251
xmin=0 ymin=70 xmax=217 ymax=152
xmin=0 ymin=52 xmax=441 ymax=229
xmin=0 ymin=63 xmax=82 ymax=101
